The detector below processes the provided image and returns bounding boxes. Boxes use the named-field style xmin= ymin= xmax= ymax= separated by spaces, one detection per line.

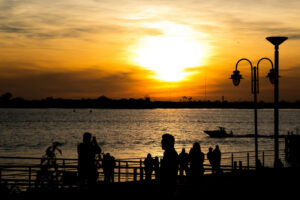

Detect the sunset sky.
xmin=1 ymin=0 xmax=300 ymax=101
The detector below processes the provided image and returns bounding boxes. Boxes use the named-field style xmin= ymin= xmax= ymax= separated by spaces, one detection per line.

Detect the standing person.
xmin=213 ymin=145 xmax=222 ymax=174
xmin=108 ymin=154 xmax=116 ymax=183
xmin=160 ymin=134 xmax=178 ymax=197
xmin=144 ymin=153 xmax=154 ymax=182
xmin=189 ymin=142 xmax=205 ymax=183
xmin=77 ymin=132 xmax=101 ymax=187
xmin=153 ymin=156 xmax=160 ymax=181
xmin=102 ymin=153 xmax=110 ymax=183
xmin=178 ymin=148 xmax=189 ymax=182
xmin=102 ymin=153 xmax=116 ymax=183
xmin=207 ymin=147 xmax=215 ymax=174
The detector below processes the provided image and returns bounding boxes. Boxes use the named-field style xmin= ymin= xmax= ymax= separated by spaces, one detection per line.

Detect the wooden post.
xmin=134 ymin=168 xmax=137 ymax=182
xmin=118 ymin=160 xmax=121 ymax=183
xmin=140 ymin=160 xmax=143 ymax=181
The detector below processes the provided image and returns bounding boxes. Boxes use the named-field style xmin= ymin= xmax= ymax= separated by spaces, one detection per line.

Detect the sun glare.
xmin=134 ymin=23 xmax=206 ymax=82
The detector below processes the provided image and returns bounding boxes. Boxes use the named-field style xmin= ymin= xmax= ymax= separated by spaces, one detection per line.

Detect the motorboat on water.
xmin=204 ymin=127 xmax=233 ymax=138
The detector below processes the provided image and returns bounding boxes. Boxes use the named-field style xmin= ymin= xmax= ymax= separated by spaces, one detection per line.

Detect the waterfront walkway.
xmin=3 ymin=167 xmax=300 ymax=200
xmin=0 ymin=149 xmax=293 ymax=199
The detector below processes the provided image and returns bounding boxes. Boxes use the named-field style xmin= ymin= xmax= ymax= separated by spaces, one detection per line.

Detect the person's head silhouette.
xmin=83 ymin=132 xmax=92 ymax=144
xmin=161 ymin=134 xmax=175 ymax=150
xmin=193 ymin=142 xmax=201 ymax=152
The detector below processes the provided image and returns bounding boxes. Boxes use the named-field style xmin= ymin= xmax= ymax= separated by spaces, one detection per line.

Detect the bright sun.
xmin=134 ymin=23 xmax=206 ymax=82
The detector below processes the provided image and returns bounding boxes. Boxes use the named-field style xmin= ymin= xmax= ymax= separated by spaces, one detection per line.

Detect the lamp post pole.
xmin=231 ymin=58 xmax=274 ymax=169
xmin=253 ymin=66 xmax=258 ymax=166
xmin=266 ymin=36 xmax=288 ymax=168
xmin=274 ymin=44 xmax=280 ymax=167
xmin=232 ymin=58 xmax=259 ymax=167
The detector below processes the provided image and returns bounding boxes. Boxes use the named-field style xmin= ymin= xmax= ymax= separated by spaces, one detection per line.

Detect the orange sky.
xmin=0 ymin=0 xmax=300 ymax=101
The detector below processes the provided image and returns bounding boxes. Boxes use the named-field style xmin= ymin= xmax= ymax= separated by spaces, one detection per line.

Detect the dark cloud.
xmin=289 ymin=35 xmax=300 ymax=40
xmin=0 ymin=62 xmax=151 ymax=99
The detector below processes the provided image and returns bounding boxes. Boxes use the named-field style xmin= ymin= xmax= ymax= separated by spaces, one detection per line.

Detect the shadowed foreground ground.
xmin=3 ymin=168 xmax=300 ymax=200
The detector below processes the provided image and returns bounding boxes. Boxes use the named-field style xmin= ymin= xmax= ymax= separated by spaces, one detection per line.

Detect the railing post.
xmin=63 ymin=159 xmax=65 ymax=171
xmin=118 ymin=160 xmax=121 ymax=183
xmin=233 ymin=161 xmax=237 ymax=172
xmin=231 ymin=153 xmax=234 ymax=171
xmin=239 ymin=161 xmax=243 ymax=171
xmin=126 ymin=161 xmax=128 ymax=182
xmin=140 ymin=160 xmax=143 ymax=182
xmin=134 ymin=168 xmax=137 ymax=182
xmin=28 ymin=167 xmax=32 ymax=189
xmin=262 ymin=151 xmax=265 ymax=167
xmin=247 ymin=152 xmax=250 ymax=170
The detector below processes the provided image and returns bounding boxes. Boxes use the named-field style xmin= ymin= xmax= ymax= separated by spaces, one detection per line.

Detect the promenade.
xmin=3 ymin=167 xmax=299 ymax=200
xmin=0 ymin=149 xmax=297 ymax=200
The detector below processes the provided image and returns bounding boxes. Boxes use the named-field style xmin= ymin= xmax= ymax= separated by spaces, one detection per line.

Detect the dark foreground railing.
xmin=0 ymin=149 xmax=286 ymax=192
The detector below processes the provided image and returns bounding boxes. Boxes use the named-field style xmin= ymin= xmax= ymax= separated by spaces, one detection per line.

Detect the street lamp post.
xmin=266 ymin=36 xmax=288 ymax=168
xmin=230 ymin=58 xmax=274 ymax=168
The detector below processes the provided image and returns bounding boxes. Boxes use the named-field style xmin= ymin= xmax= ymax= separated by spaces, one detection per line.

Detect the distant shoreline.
xmin=1 ymin=100 xmax=300 ymax=109
xmin=1 ymin=93 xmax=300 ymax=109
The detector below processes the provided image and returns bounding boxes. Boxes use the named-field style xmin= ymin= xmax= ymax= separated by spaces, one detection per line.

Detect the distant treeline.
xmin=0 ymin=92 xmax=300 ymax=109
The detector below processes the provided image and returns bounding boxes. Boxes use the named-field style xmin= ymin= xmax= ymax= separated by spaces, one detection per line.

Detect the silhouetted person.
xmin=213 ymin=145 xmax=222 ymax=174
xmin=179 ymin=148 xmax=189 ymax=182
xmin=103 ymin=153 xmax=115 ymax=183
xmin=77 ymin=132 xmax=101 ymax=187
xmin=160 ymin=134 xmax=178 ymax=197
xmin=207 ymin=147 xmax=215 ymax=174
xmin=189 ymin=142 xmax=205 ymax=183
xmin=153 ymin=156 xmax=160 ymax=181
xmin=144 ymin=153 xmax=154 ymax=182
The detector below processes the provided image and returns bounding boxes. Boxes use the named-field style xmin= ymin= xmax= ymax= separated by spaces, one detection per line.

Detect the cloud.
xmin=289 ymin=35 xmax=300 ymax=40
xmin=0 ymin=61 xmax=153 ymax=99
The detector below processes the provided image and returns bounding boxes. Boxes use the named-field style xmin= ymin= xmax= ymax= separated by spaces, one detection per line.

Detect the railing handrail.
xmin=0 ymin=148 xmax=284 ymax=161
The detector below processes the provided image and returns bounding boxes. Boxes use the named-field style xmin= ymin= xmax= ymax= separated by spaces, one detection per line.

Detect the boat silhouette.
xmin=204 ymin=127 xmax=233 ymax=138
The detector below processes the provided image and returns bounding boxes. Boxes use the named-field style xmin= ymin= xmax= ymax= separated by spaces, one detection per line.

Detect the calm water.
xmin=0 ymin=108 xmax=299 ymax=162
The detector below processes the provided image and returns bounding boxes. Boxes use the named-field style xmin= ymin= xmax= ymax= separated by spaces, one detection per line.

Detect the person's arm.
xmin=92 ymin=137 xmax=102 ymax=154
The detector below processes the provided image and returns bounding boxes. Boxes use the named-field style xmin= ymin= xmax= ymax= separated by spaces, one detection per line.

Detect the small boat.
xmin=204 ymin=127 xmax=233 ymax=138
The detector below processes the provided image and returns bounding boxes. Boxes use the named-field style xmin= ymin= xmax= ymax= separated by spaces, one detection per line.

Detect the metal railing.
xmin=0 ymin=149 xmax=286 ymax=192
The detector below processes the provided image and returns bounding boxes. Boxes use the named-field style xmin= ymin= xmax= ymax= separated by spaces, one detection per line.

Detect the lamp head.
xmin=267 ymin=68 xmax=275 ymax=84
xmin=230 ymin=70 xmax=243 ymax=86
xmin=266 ymin=36 xmax=288 ymax=46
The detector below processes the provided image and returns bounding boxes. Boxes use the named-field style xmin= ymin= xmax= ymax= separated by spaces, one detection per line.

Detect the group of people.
xmin=77 ymin=132 xmax=222 ymax=188
xmin=143 ymin=136 xmax=222 ymax=184
xmin=77 ymin=132 xmax=115 ymax=186
xmin=179 ymin=144 xmax=222 ymax=178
